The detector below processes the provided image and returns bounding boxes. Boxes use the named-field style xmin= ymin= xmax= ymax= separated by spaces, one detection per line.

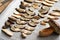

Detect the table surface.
xmin=0 ymin=0 xmax=60 ymax=40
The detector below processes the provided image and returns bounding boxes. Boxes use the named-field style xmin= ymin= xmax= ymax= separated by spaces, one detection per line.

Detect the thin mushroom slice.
xmin=47 ymin=15 xmax=59 ymax=20
xmin=22 ymin=13 xmax=33 ymax=19
xmin=45 ymin=0 xmax=55 ymax=4
xmin=14 ymin=11 xmax=20 ymax=15
xmin=16 ymin=8 xmax=26 ymax=13
xmin=14 ymin=24 xmax=25 ymax=29
xmin=33 ymin=16 xmax=40 ymax=20
xmin=20 ymin=16 xmax=30 ymax=21
xmin=49 ymin=12 xmax=60 ymax=16
xmin=21 ymin=29 xmax=32 ymax=35
xmin=12 ymin=15 xmax=21 ymax=19
xmin=40 ymin=21 xmax=46 ymax=25
xmin=24 ymin=0 xmax=34 ymax=3
xmin=5 ymin=21 xmax=11 ymax=26
xmin=16 ymin=19 xmax=27 ymax=25
xmin=31 ymin=19 xmax=39 ymax=24
xmin=32 ymin=2 xmax=40 ymax=9
xmin=2 ymin=29 xmax=13 ymax=37
xmin=28 ymin=21 xmax=37 ymax=27
xmin=8 ymin=16 xmax=17 ymax=21
xmin=39 ymin=5 xmax=50 ymax=14
xmin=25 ymin=25 xmax=35 ymax=31
xmin=26 ymin=10 xmax=35 ymax=16
xmin=21 ymin=33 xmax=27 ymax=38
xmin=11 ymin=26 xmax=21 ymax=32
xmin=38 ymin=13 xmax=45 ymax=18
xmin=20 ymin=1 xmax=31 ymax=9
xmin=42 ymin=1 xmax=53 ymax=7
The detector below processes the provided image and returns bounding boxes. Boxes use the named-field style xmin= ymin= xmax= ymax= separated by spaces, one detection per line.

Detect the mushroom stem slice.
xmin=2 ymin=29 xmax=13 ymax=37
xmin=42 ymin=1 xmax=53 ymax=7
xmin=16 ymin=8 xmax=26 ymax=13
xmin=21 ymin=33 xmax=27 ymax=38
xmin=24 ymin=0 xmax=34 ymax=3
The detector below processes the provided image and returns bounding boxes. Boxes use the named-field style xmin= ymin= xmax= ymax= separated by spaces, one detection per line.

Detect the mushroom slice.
xmin=14 ymin=11 xmax=20 ymax=15
xmin=24 ymin=0 xmax=34 ymax=3
xmin=8 ymin=20 xmax=15 ymax=24
xmin=39 ymin=5 xmax=50 ymax=14
xmin=5 ymin=21 xmax=11 ymax=26
xmin=47 ymin=15 xmax=58 ymax=20
xmin=38 ymin=13 xmax=45 ymax=18
xmin=28 ymin=7 xmax=34 ymax=12
xmin=9 ymin=16 xmax=17 ymax=21
xmin=32 ymin=2 xmax=40 ymax=9
xmin=20 ymin=16 xmax=30 ymax=21
xmin=11 ymin=26 xmax=21 ymax=32
xmin=12 ymin=15 xmax=21 ymax=19
xmin=49 ymin=12 xmax=60 ymax=16
xmin=22 ymin=13 xmax=33 ymax=19
xmin=2 ymin=29 xmax=13 ymax=37
xmin=21 ymin=33 xmax=27 ymax=38
xmin=28 ymin=21 xmax=37 ymax=27
xmin=45 ymin=0 xmax=55 ymax=4
xmin=16 ymin=8 xmax=26 ymax=13
xmin=31 ymin=19 xmax=39 ymax=24
xmin=52 ymin=0 xmax=58 ymax=2
xmin=26 ymin=10 xmax=35 ymax=16
xmin=25 ymin=25 xmax=35 ymax=31
xmin=33 ymin=16 xmax=40 ymax=20
xmin=14 ymin=24 xmax=25 ymax=29
xmin=21 ymin=29 xmax=32 ymax=35
xmin=20 ymin=1 xmax=31 ymax=9
xmin=16 ymin=19 xmax=27 ymax=25
xmin=42 ymin=1 xmax=53 ymax=7
xmin=40 ymin=21 xmax=46 ymax=25
xmin=39 ymin=27 xmax=54 ymax=37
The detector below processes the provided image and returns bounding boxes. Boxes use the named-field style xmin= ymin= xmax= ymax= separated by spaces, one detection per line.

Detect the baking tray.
xmin=0 ymin=0 xmax=60 ymax=40
xmin=0 ymin=0 xmax=12 ymax=13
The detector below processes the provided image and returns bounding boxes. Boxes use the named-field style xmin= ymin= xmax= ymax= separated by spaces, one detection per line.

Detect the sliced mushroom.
xmin=43 ymin=19 xmax=49 ymax=23
xmin=28 ymin=21 xmax=37 ymax=27
xmin=2 ymin=29 xmax=13 ymax=37
xmin=5 ymin=21 xmax=11 ymax=26
xmin=22 ymin=13 xmax=33 ymax=19
xmin=31 ymin=19 xmax=39 ymax=24
xmin=14 ymin=11 xmax=20 ymax=15
xmin=12 ymin=15 xmax=21 ymax=19
xmin=33 ymin=16 xmax=40 ymax=20
xmin=39 ymin=5 xmax=50 ymax=14
xmin=21 ymin=33 xmax=27 ymax=38
xmin=42 ymin=1 xmax=53 ymax=7
xmin=49 ymin=12 xmax=60 ymax=16
xmin=8 ymin=20 xmax=15 ymax=24
xmin=20 ymin=16 xmax=30 ymax=21
xmin=24 ymin=0 xmax=34 ymax=3
xmin=16 ymin=19 xmax=27 ymax=25
xmin=14 ymin=24 xmax=25 ymax=29
xmin=26 ymin=10 xmax=35 ymax=16
xmin=2 ymin=26 xmax=7 ymax=29
xmin=38 ymin=13 xmax=45 ymax=18
xmin=28 ymin=7 xmax=34 ymax=12
xmin=20 ymin=1 xmax=31 ymax=9
xmin=25 ymin=26 xmax=35 ymax=31
xmin=9 ymin=16 xmax=17 ymax=21
xmin=47 ymin=15 xmax=59 ymax=20
xmin=32 ymin=2 xmax=40 ymax=9
xmin=40 ymin=21 xmax=46 ymax=25
xmin=45 ymin=0 xmax=55 ymax=4
xmin=16 ymin=8 xmax=26 ymax=13
xmin=11 ymin=27 xmax=21 ymax=32
xmin=21 ymin=29 xmax=32 ymax=35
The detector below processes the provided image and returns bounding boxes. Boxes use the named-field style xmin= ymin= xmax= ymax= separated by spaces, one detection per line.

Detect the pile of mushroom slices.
xmin=1 ymin=0 xmax=59 ymax=38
